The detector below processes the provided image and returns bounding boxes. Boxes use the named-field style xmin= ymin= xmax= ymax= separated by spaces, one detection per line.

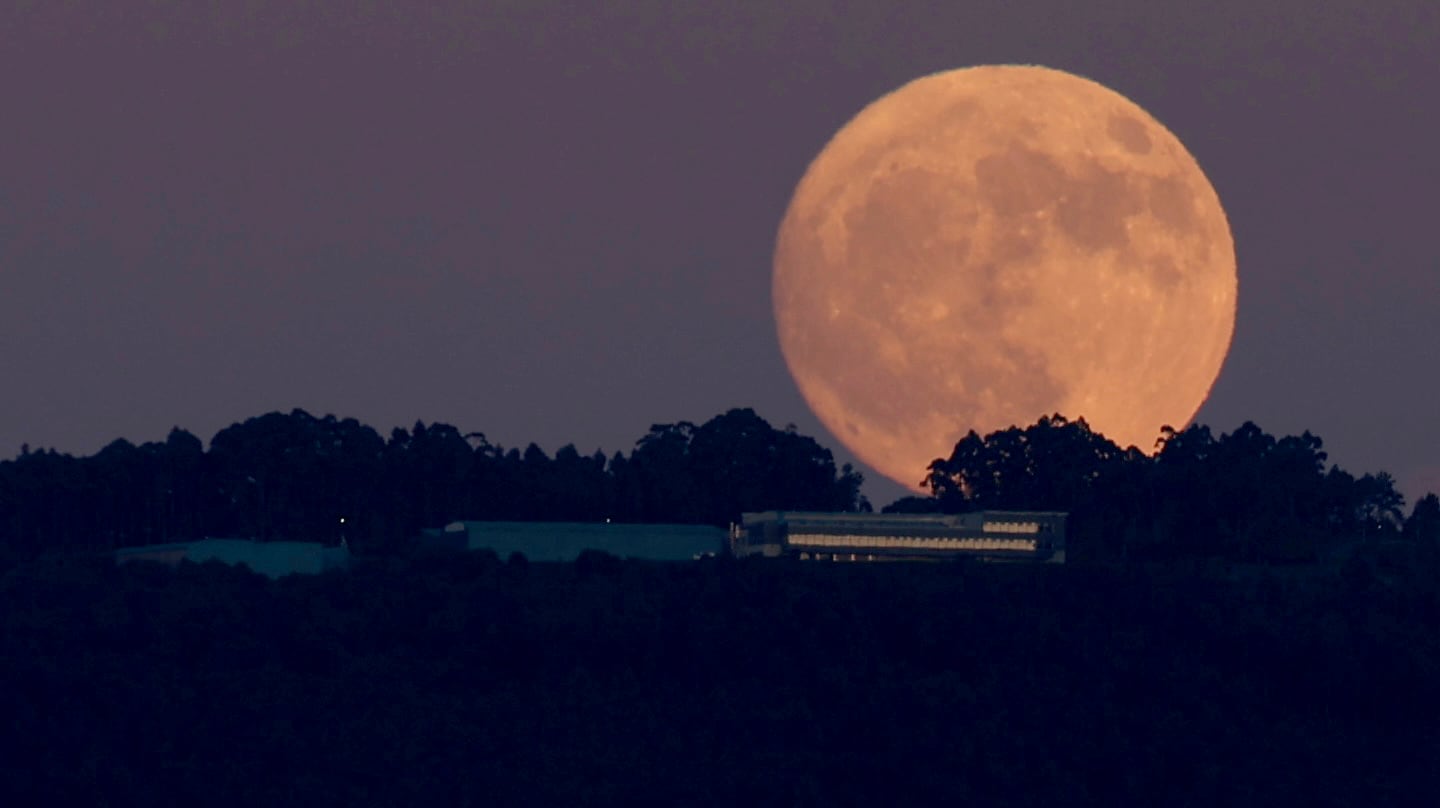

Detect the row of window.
xmin=981 ymin=521 xmax=1044 ymax=534
xmin=788 ymin=533 xmax=1039 ymax=552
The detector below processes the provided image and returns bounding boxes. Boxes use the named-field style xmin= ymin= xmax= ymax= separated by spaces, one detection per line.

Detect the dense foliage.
xmin=2 ymin=551 xmax=1438 ymax=805
xmin=0 ymin=408 xmax=866 ymax=558
xmin=919 ymin=415 xmax=1428 ymax=563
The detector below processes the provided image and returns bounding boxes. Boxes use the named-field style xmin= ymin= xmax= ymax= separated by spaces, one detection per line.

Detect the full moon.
xmin=773 ymin=65 xmax=1236 ymax=489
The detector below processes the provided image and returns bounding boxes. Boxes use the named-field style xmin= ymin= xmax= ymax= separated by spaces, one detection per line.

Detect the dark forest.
xmin=2 ymin=409 xmax=1438 ymax=804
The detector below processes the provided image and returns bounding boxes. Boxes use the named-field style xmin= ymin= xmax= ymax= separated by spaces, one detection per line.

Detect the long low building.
xmin=420 ymin=521 xmax=727 ymax=562
xmin=115 ymin=538 xmax=351 ymax=578
xmin=732 ymin=510 xmax=1066 ymax=563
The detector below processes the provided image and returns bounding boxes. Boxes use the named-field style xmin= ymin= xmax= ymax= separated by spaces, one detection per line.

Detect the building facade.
xmin=732 ymin=511 xmax=1066 ymax=563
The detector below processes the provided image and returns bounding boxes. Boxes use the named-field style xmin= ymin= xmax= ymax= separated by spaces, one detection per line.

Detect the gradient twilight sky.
xmin=2 ymin=1 xmax=1437 ymax=508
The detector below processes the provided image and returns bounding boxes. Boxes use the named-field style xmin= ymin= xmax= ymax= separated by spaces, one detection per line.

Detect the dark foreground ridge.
xmin=2 ymin=551 xmax=1437 ymax=805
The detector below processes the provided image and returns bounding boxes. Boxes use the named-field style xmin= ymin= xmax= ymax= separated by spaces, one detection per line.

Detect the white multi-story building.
xmin=732 ymin=510 xmax=1066 ymax=563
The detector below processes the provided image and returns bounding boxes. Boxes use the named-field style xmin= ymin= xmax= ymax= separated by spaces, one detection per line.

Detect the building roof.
xmin=429 ymin=521 xmax=725 ymax=562
xmin=185 ymin=539 xmax=350 ymax=578
xmin=115 ymin=538 xmax=350 ymax=578
xmin=740 ymin=510 xmax=1067 ymax=538
xmin=742 ymin=510 xmax=1067 ymax=524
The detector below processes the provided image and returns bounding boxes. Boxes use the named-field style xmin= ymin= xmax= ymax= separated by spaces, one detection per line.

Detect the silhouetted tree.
xmin=546 ymin=444 xmax=609 ymax=521
xmin=1355 ymin=471 xmax=1406 ymax=539
xmin=157 ymin=428 xmax=207 ymax=542
xmin=1403 ymin=493 xmax=1440 ymax=544
xmin=625 ymin=421 xmax=701 ymax=522
xmin=920 ymin=415 xmax=1407 ymax=563
xmin=385 ymin=420 xmax=476 ymax=534
xmin=207 ymin=410 xmax=385 ymax=546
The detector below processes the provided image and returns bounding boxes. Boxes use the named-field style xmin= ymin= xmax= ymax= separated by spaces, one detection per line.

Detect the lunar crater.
xmin=1107 ymin=114 xmax=1153 ymax=154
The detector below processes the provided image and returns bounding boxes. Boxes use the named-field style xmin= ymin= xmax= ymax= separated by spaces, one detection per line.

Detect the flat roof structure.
xmin=115 ymin=538 xmax=351 ymax=578
xmin=420 ymin=521 xmax=727 ymax=562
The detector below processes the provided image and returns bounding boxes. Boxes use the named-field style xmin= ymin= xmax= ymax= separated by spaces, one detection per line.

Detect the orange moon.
xmin=773 ymin=65 xmax=1237 ymax=489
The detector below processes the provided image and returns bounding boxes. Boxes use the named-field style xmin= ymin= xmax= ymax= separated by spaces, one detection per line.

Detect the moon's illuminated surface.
xmin=774 ymin=65 xmax=1237 ymax=489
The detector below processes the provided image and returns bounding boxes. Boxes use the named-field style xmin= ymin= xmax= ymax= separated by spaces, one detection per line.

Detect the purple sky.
xmin=2 ymin=1 xmax=1437 ymax=508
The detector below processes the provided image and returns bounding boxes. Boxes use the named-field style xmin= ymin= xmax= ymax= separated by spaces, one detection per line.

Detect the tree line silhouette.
xmin=0 ymin=407 xmax=865 ymax=559
xmin=2 ymin=407 xmax=1436 ymax=565
xmin=911 ymin=414 xmax=1437 ymax=563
